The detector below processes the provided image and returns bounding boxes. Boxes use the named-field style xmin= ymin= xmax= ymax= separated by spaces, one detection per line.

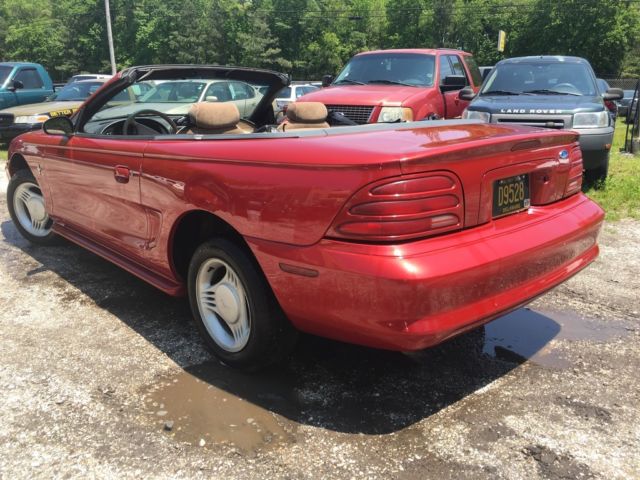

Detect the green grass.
xmin=585 ymin=119 xmax=640 ymax=221
xmin=0 ymin=147 xmax=6 ymax=162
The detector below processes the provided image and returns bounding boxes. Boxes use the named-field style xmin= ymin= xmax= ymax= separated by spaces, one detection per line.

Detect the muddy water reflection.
xmin=144 ymin=368 xmax=299 ymax=453
xmin=143 ymin=307 xmax=629 ymax=451
xmin=484 ymin=308 xmax=629 ymax=368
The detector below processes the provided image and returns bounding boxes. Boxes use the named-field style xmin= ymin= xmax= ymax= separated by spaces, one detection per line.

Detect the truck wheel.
xmin=187 ymin=238 xmax=297 ymax=370
xmin=7 ymin=169 xmax=58 ymax=245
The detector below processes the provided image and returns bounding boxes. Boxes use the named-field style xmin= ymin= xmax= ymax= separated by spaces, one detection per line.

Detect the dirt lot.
xmin=0 ymin=166 xmax=639 ymax=479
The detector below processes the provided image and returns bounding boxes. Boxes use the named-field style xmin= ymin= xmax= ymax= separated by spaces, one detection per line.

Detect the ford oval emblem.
xmin=559 ymin=149 xmax=569 ymax=159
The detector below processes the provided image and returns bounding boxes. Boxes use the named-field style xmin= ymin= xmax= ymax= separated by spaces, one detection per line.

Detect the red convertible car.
xmin=5 ymin=65 xmax=604 ymax=370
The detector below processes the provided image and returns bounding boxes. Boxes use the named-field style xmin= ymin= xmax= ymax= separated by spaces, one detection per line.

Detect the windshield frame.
xmin=74 ymin=65 xmax=289 ymax=136
xmin=334 ymin=53 xmax=436 ymax=88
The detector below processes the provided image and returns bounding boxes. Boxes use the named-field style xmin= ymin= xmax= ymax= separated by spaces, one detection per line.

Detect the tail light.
xmin=564 ymin=147 xmax=583 ymax=197
xmin=327 ymin=172 xmax=464 ymax=242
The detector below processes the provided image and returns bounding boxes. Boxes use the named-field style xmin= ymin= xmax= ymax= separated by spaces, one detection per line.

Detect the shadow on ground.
xmin=2 ymin=220 xmax=561 ymax=436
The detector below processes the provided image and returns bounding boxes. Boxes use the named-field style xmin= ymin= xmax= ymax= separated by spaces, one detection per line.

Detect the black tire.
xmin=187 ymin=238 xmax=297 ymax=370
xmin=7 ymin=169 xmax=59 ymax=245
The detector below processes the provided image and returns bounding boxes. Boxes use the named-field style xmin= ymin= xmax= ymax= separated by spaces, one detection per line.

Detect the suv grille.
xmin=325 ymin=105 xmax=374 ymax=124
xmin=0 ymin=114 xmax=14 ymax=127
xmin=497 ymin=118 xmax=566 ymax=129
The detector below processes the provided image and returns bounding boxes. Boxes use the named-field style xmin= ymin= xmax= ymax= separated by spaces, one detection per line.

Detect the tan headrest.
xmin=189 ymin=102 xmax=240 ymax=129
xmin=286 ymin=102 xmax=328 ymax=123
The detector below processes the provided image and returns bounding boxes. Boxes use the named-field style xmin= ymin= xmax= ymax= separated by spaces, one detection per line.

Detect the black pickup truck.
xmin=459 ymin=56 xmax=623 ymax=182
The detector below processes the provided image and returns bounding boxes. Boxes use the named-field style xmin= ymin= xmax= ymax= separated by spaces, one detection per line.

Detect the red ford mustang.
xmin=5 ymin=65 xmax=604 ymax=370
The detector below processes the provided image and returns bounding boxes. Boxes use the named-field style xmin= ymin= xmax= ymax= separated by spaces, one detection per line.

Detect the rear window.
xmin=465 ymin=56 xmax=484 ymax=86
xmin=0 ymin=66 xmax=12 ymax=85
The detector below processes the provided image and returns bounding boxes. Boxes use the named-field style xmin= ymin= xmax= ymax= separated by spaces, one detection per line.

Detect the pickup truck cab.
xmin=297 ymin=49 xmax=482 ymax=123
xmin=0 ymin=63 xmax=54 ymax=111
xmin=460 ymin=56 xmax=623 ymax=182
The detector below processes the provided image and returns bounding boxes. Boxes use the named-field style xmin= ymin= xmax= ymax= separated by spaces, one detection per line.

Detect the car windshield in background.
xmin=139 ymin=81 xmax=207 ymax=103
xmin=0 ymin=65 xmax=12 ymax=85
xmin=482 ymin=62 xmax=597 ymax=96
xmin=55 ymin=81 xmax=104 ymax=101
xmin=91 ymin=79 xmax=265 ymax=123
xmin=334 ymin=53 xmax=435 ymax=87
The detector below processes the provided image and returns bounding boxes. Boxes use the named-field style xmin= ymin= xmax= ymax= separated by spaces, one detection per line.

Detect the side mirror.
xmin=459 ymin=87 xmax=477 ymax=101
xmin=322 ymin=74 xmax=334 ymax=88
xmin=603 ymin=88 xmax=623 ymax=101
xmin=7 ymin=80 xmax=24 ymax=92
xmin=43 ymin=116 xmax=74 ymax=136
xmin=440 ymin=75 xmax=467 ymax=92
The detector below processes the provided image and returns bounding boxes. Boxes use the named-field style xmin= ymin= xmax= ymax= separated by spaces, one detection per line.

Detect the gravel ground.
xmin=0 ymin=166 xmax=639 ymax=479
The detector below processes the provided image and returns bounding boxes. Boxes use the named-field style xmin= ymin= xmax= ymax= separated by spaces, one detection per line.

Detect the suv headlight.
xmin=462 ymin=109 xmax=490 ymax=122
xmin=14 ymin=114 xmax=50 ymax=124
xmin=377 ymin=107 xmax=413 ymax=123
xmin=573 ymin=111 xmax=609 ymax=128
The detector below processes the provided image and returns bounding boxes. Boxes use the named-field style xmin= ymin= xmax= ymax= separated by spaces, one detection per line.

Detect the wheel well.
xmin=170 ymin=210 xmax=252 ymax=281
xmin=8 ymin=154 xmax=29 ymax=177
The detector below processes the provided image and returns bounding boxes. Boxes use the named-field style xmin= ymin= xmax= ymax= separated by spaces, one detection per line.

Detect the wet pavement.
xmin=0 ymin=168 xmax=639 ymax=479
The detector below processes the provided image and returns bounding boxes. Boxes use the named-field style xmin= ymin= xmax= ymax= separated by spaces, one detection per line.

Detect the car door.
xmin=13 ymin=67 xmax=48 ymax=105
xmin=41 ymin=134 xmax=150 ymax=261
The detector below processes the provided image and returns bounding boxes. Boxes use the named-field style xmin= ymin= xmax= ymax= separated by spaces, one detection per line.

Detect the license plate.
xmin=492 ymin=174 xmax=530 ymax=218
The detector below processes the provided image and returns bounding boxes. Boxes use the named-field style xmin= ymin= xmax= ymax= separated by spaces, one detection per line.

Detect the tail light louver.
xmin=564 ymin=147 xmax=583 ymax=197
xmin=327 ymin=171 xmax=464 ymax=242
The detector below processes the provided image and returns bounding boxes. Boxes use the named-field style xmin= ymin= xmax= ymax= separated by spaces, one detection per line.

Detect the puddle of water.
xmin=143 ymin=366 xmax=299 ymax=453
xmin=483 ymin=308 xmax=629 ymax=368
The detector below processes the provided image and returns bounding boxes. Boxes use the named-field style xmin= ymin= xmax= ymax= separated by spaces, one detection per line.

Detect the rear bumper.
xmin=248 ymin=193 xmax=604 ymax=351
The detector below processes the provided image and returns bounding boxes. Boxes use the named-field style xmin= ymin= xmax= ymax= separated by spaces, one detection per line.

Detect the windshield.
xmin=55 ymin=81 xmax=104 ymax=101
xmin=89 ymin=78 xmax=266 ymax=124
xmin=482 ymin=62 xmax=597 ymax=96
xmin=334 ymin=53 xmax=435 ymax=87
xmin=139 ymin=81 xmax=207 ymax=103
xmin=0 ymin=66 xmax=12 ymax=86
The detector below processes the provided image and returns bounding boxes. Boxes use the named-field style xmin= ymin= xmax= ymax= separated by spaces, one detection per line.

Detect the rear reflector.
xmin=327 ymin=172 xmax=464 ymax=242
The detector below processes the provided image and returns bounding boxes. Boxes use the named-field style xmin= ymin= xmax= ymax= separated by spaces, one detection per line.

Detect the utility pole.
xmin=104 ymin=0 xmax=117 ymax=74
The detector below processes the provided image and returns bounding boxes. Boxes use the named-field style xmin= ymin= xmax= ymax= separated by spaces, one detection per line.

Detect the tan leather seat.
xmin=184 ymin=102 xmax=252 ymax=134
xmin=278 ymin=102 xmax=329 ymax=131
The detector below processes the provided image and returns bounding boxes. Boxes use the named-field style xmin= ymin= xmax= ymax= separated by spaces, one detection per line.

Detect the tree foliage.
xmin=0 ymin=0 xmax=638 ymax=81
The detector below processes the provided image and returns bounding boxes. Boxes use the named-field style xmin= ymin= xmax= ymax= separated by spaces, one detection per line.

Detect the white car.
xmin=274 ymin=84 xmax=319 ymax=111
xmin=68 ymin=74 xmax=113 ymax=83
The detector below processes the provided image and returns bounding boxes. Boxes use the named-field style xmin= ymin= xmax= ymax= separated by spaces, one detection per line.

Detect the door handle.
xmin=114 ymin=165 xmax=130 ymax=183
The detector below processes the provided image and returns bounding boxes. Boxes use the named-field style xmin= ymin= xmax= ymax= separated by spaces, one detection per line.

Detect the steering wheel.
xmin=553 ymin=83 xmax=581 ymax=94
xmin=123 ymin=109 xmax=178 ymax=135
